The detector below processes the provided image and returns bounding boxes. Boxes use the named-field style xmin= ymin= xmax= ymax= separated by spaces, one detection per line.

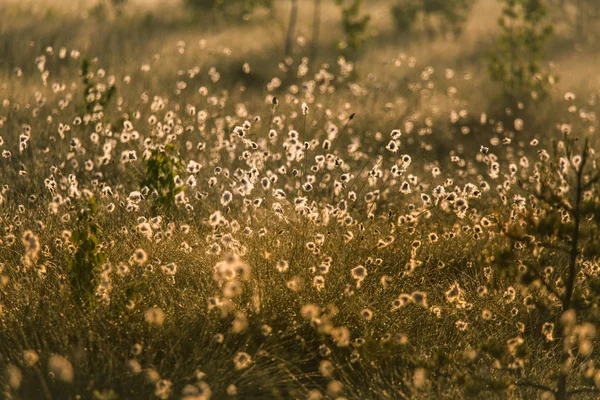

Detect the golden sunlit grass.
xmin=0 ymin=1 xmax=599 ymax=399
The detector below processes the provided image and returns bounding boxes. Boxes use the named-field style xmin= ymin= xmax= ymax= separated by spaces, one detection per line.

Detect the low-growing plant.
xmin=68 ymin=196 xmax=105 ymax=308
xmin=80 ymin=58 xmax=116 ymax=114
xmin=140 ymin=143 xmax=184 ymax=214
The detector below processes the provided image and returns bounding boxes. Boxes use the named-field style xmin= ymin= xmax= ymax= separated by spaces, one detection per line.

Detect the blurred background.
xmin=1 ymin=0 xmax=599 ymax=137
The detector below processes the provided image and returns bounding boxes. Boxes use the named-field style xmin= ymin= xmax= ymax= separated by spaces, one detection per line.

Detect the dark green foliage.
xmin=392 ymin=0 xmax=476 ymax=38
xmin=68 ymin=197 xmax=105 ymax=308
xmin=336 ymin=0 xmax=370 ymax=53
xmin=81 ymin=58 xmax=116 ymax=113
xmin=125 ymin=279 xmax=148 ymax=305
xmin=391 ymin=1 xmax=421 ymax=33
xmin=140 ymin=143 xmax=184 ymax=213
xmin=488 ymin=0 xmax=555 ymax=102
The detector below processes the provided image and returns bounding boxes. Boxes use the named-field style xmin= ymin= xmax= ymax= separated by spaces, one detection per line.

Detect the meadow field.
xmin=1 ymin=0 xmax=600 ymax=398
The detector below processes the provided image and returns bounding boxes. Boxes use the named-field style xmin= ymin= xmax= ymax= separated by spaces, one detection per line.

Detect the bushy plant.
xmin=336 ymin=0 xmax=370 ymax=53
xmin=391 ymin=0 xmax=421 ymax=34
xmin=488 ymin=0 xmax=555 ymax=103
xmin=140 ymin=143 xmax=184 ymax=213
xmin=392 ymin=0 xmax=476 ymax=38
xmin=467 ymin=134 xmax=600 ymax=399
xmin=424 ymin=0 xmax=474 ymax=37
xmin=68 ymin=196 xmax=105 ymax=308
xmin=80 ymin=58 xmax=116 ymax=114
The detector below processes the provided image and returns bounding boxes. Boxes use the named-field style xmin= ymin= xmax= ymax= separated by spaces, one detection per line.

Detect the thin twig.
xmin=515 ymin=379 xmax=554 ymax=393
xmin=568 ymin=386 xmax=600 ymax=395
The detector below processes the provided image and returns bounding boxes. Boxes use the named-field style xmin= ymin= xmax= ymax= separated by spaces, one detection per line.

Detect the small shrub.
xmin=81 ymin=58 xmax=116 ymax=114
xmin=68 ymin=196 xmax=105 ymax=308
xmin=488 ymin=0 xmax=555 ymax=103
xmin=391 ymin=0 xmax=421 ymax=34
xmin=477 ymin=134 xmax=600 ymax=399
xmin=140 ymin=143 xmax=184 ymax=213
xmin=392 ymin=0 xmax=475 ymax=38
xmin=336 ymin=0 xmax=370 ymax=53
